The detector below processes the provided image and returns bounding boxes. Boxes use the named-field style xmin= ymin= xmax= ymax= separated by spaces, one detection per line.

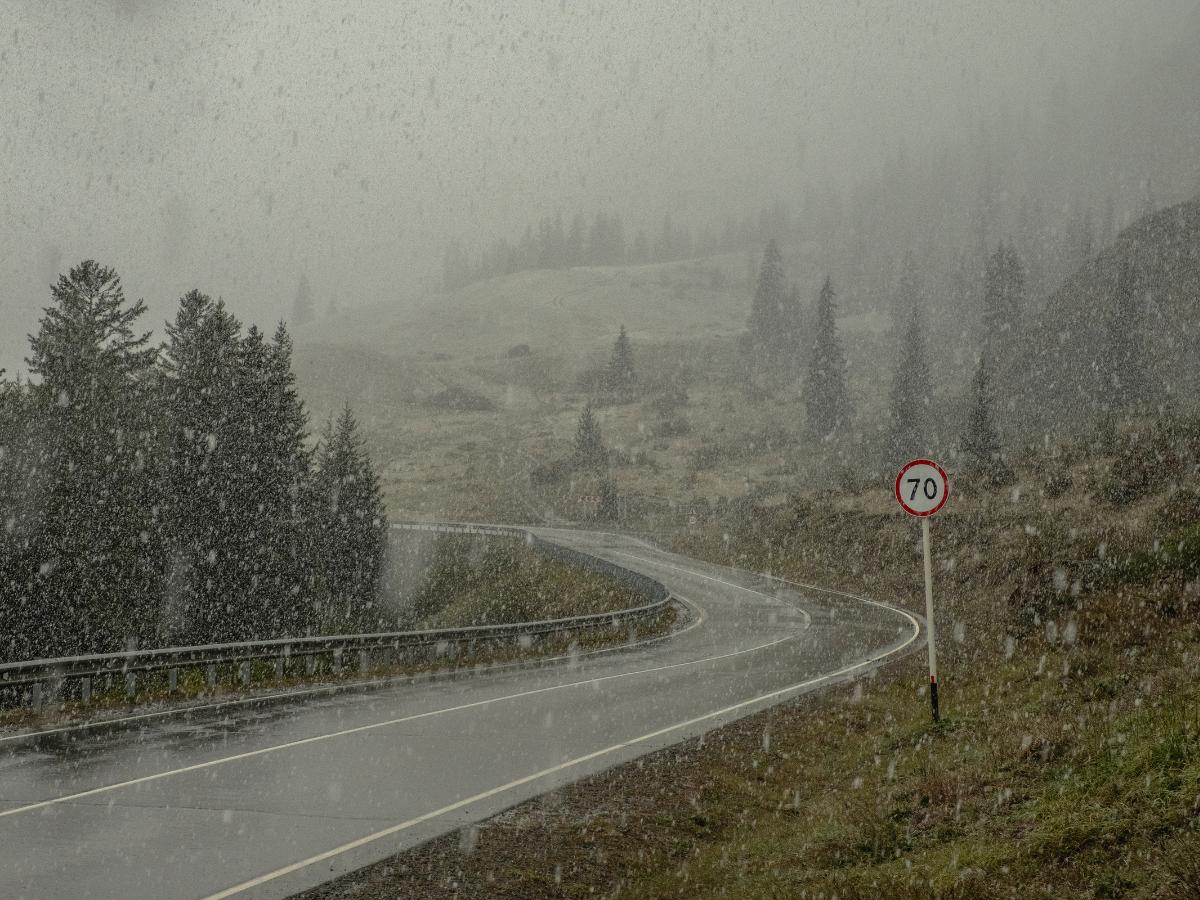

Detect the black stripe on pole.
xmin=930 ymin=675 xmax=940 ymax=723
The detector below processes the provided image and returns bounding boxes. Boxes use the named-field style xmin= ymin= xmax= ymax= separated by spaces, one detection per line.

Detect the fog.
xmin=2 ymin=0 xmax=1198 ymax=372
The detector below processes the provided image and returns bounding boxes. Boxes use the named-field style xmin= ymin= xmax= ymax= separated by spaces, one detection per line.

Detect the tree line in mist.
xmin=442 ymin=201 xmax=794 ymax=291
xmin=0 ymin=262 xmax=388 ymax=663
xmin=740 ymin=232 xmax=1155 ymax=478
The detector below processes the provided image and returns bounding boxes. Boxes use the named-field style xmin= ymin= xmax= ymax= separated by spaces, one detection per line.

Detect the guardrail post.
xmin=359 ymin=649 xmax=369 ymax=675
xmin=168 ymin=668 xmax=178 ymax=694
xmin=275 ymin=651 xmax=285 ymax=680
xmin=81 ymin=676 xmax=91 ymax=705
xmin=332 ymin=649 xmax=342 ymax=675
xmin=206 ymin=664 xmax=217 ymax=691
xmin=239 ymin=661 xmax=251 ymax=687
xmin=305 ymin=654 xmax=316 ymax=676
xmin=125 ymin=672 xmax=136 ymax=699
xmin=31 ymin=682 xmax=43 ymax=712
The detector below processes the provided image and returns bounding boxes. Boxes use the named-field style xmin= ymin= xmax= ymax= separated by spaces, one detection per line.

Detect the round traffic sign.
xmin=894 ymin=458 xmax=949 ymax=517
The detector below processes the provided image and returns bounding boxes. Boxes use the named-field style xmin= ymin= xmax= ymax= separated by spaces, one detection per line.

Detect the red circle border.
xmin=894 ymin=458 xmax=949 ymax=517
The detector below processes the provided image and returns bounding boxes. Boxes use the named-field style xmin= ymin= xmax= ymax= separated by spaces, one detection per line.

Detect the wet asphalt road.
xmin=0 ymin=528 xmax=920 ymax=899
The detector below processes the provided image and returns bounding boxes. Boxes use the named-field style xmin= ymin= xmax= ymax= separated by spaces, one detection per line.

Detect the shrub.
xmin=424 ymin=384 xmax=495 ymax=412
xmin=653 ymin=416 xmax=691 ymax=438
xmin=648 ymin=386 xmax=689 ymax=416
xmin=1100 ymin=425 xmax=1185 ymax=504
xmin=1156 ymin=486 xmax=1200 ymax=531
xmin=530 ymin=457 xmax=573 ymax=487
xmin=1042 ymin=467 xmax=1073 ymax=499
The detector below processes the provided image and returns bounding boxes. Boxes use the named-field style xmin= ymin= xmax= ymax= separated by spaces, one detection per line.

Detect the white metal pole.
xmin=921 ymin=516 xmax=940 ymax=722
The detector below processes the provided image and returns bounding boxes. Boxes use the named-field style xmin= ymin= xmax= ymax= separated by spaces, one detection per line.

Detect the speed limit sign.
xmin=895 ymin=458 xmax=949 ymax=517
xmin=895 ymin=458 xmax=949 ymax=724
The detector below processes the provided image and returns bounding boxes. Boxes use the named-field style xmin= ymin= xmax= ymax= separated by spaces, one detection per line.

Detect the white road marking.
xmin=606 ymin=549 xmax=814 ymax=626
xmin=612 ymin=546 xmax=920 ymax=627
xmin=202 ymin=616 xmax=920 ymax=899
xmin=0 ymin=609 xmax=794 ymax=820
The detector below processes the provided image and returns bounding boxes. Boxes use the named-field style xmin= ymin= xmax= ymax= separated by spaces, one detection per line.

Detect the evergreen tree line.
xmin=559 ymin=325 xmax=641 ymax=523
xmin=740 ymin=234 xmax=1154 ymax=479
xmin=739 ymin=240 xmax=853 ymax=440
xmin=443 ymin=201 xmax=795 ymax=291
xmin=0 ymin=261 xmax=388 ymax=663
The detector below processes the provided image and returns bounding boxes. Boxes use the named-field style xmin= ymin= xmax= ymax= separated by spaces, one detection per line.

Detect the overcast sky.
xmin=2 ymin=0 xmax=1196 ymax=371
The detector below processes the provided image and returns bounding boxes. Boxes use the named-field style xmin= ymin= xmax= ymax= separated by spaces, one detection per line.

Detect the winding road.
xmin=0 ymin=527 xmax=920 ymax=899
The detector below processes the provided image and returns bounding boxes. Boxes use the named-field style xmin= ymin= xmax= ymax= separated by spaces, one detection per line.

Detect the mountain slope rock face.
xmin=1008 ymin=196 xmax=1200 ymax=429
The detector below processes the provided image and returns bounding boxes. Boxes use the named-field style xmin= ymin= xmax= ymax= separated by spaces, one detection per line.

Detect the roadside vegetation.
xmin=0 ymin=265 xmax=388 ymax=662
xmin=303 ymin=418 xmax=1200 ymax=898
xmin=0 ymin=532 xmax=676 ymax=732
xmin=400 ymin=533 xmax=654 ymax=627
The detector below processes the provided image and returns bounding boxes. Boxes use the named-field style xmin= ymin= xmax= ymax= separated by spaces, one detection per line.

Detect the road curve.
xmin=0 ymin=527 xmax=920 ymax=899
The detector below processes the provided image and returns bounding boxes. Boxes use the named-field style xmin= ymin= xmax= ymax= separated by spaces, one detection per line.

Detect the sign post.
xmin=894 ymin=458 xmax=949 ymax=723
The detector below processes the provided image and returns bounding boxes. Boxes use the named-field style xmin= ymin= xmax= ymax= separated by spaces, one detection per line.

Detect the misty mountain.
xmin=1007 ymin=194 xmax=1200 ymax=430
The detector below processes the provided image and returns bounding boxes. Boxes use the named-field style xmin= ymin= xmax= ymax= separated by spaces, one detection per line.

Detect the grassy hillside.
xmin=296 ymin=254 xmax=755 ymax=363
xmin=289 ymin=244 xmax=896 ymax=525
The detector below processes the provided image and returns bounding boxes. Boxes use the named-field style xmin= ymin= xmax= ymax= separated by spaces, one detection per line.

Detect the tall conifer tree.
xmin=747 ymin=240 xmax=787 ymax=368
xmin=804 ymin=277 xmax=851 ymax=437
xmin=1103 ymin=260 xmax=1151 ymax=412
xmin=312 ymin=405 xmax=388 ymax=632
xmin=961 ymin=353 xmax=1001 ymax=467
xmin=605 ymin=324 xmax=636 ymax=395
xmin=574 ymin=403 xmax=606 ymax=471
xmin=161 ymin=289 xmax=245 ymax=643
xmin=24 ymin=261 xmax=164 ymax=655
xmin=885 ymin=302 xmax=934 ymax=469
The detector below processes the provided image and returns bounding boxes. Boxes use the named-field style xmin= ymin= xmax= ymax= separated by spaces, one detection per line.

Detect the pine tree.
xmin=23 ymin=261 xmax=165 ymax=656
xmin=631 ymin=229 xmax=649 ymax=265
xmin=804 ymin=277 xmax=851 ymax=438
xmin=312 ymin=404 xmax=388 ymax=632
xmin=589 ymin=212 xmax=610 ymax=265
xmin=160 ymin=289 xmax=246 ymax=643
xmin=608 ymin=214 xmax=626 ymax=264
xmin=960 ymin=352 xmax=1015 ymax=485
xmin=895 ymin=252 xmax=922 ymax=330
xmin=443 ymin=239 xmax=468 ymax=290
xmin=656 ymin=212 xmax=675 ymax=262
xmin=573 ymin=403 xmax=606 ymax=471
xmin=551 ymin=212 xmax=567 ymax=268
xmin=982 ymin=242 xmax=1025 ymax=356
xmin=885 ymin=302 xmax=934 ymax=469
xmin=747 ymin=240 xmax=787 ymax=368
xmin=170 ymin=319 xmax=314 ymax=643
xmin=780 ymin=283 xmax=805 ymax=374
xmin=597 ymin=478 xmax=620 ymax=523
xmin=292 ymin=274 xmax=314 ymax=327
xmin=605 ymin=324 xmax=636 ymax=395
xmin=1103 ymin=260 xmax=1150 ymax=412
xmin=518 ymin=225 xmax=537 ymax=270
xmin=961 ymin=353 xmax=1001 ymax=466
xmin=567 ymin=213 xmax=586 ymax=266
xmin=0 ymin=372 xmax=41 ymax=660
xmin=244 ymin=323 xmax=314 ymax=637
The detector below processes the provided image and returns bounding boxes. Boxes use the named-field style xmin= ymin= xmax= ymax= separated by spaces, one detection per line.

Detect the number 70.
xmin=907 ymin=477 xmax=939 ymax=501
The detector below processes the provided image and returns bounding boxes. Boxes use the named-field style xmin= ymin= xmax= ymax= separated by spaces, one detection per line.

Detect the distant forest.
xmin=442 ymin=201 xmax=794 ymax=290
xmin=0 ymin=262 xmax=388 ymax=663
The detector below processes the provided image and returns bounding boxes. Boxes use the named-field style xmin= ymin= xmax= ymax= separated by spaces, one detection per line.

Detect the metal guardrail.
xmin=0 ymin=523 xmax=672 ymax=710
